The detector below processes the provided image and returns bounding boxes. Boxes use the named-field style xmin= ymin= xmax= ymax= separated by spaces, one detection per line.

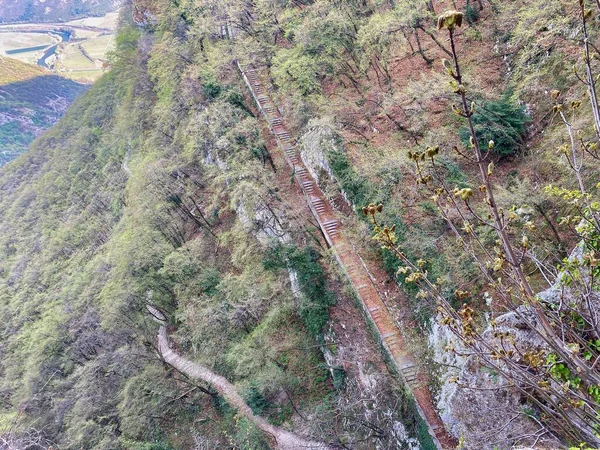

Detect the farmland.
xmin=0 ymin=11 xmax=118 ymax=81
xmin=0 ymin=32 xmax=57 ymax=64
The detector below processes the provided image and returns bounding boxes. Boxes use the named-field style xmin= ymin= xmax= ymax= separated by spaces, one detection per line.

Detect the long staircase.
xmin=238 ymin=63 xmax=457 ymax=450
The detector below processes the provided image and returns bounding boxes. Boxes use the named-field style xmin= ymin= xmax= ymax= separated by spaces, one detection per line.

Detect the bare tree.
xmin=364 ymin=9 xmax=600 ymax=446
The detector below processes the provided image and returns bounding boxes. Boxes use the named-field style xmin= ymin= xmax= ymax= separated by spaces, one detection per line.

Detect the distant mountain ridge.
xmin=0 ymin=56 xmax=87 ymax=165
xmin=0 ymin=0 xmax=118 ymax=24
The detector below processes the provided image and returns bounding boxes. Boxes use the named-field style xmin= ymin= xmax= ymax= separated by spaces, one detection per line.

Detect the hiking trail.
xmin=238 ymin=63 xmax=457 ymax=450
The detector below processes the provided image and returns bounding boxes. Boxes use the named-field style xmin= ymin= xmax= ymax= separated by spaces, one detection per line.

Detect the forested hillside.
xmin=1 ymin=0 xmax=600 ymax=449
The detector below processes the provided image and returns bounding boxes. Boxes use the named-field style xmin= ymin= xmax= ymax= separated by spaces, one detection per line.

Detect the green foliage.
xmin=0 ymin=6 xmax=332 ymax=448
xmin=458 ymin=94 xmax=529 ymax=158
xmin=120 ymin=440 xmax=176 ymax=450
xmin=203 ymin=79 xmax=222 ymax=99
xmin=465 ymin=2 xmax=480 ymax=24
xmin=244 ymin=385 xmax=271 ymax=415
xmin=272 ymin=46 xmax=321 ymax=96
xmin=331 ymin=366 xmax=346 ymax=390
xmin=263 ymin=244 xmax=335 ymax=339
xmin=229 ymin=417 xmax=270 ymax=450
xmin=328 ymin=149 xmax=373 ymax=210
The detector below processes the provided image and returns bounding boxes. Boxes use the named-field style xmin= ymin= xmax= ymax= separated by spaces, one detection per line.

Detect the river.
xmin=37 ymin=29 xmax=71 ymax=68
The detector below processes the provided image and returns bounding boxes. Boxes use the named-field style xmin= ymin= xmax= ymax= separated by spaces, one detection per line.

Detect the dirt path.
xmin=237 ymin=63 xmax=457 ymax=450
xmin=147 ymin=306 xmax=333 ymax=450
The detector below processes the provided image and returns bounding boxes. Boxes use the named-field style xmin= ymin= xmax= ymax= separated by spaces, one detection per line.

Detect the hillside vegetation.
xmin=0 ymin=57 xmax=87 ymax=165
xmin=0 ymin=0 xmax=599 ymax=449
xmin=0 ymin=6 xmax=422 ymax=449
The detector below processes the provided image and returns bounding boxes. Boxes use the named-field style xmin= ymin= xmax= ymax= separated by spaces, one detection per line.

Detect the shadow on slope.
xmin=0 ymin=74 xmax=89 ymax=166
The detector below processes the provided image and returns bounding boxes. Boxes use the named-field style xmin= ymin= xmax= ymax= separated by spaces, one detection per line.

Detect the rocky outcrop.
xmin=299 ymin=118 xmax=339 ymax=186
xmin=432 ymin=308 xmax=562 ymax=449
xmin=442 ymin=317 xmax=555 ymax=449
xmin=433 ymin=246 xmax=597 ymax=449
xmin=236 ymin=197 xmax=291 ymax=245
xmin=299 ymin=118 xmax=351 ymax=211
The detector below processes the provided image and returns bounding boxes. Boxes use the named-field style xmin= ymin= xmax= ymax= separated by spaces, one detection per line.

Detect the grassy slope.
xmin=0 ymin=55 xmax=46 ymax=83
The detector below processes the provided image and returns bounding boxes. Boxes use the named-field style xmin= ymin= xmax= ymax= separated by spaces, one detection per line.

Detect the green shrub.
xmin=331 ymin=366 xmax=346 ymax=390
xmin=244 ymin=385 xmax=271 ymax=415
xmin=226 ymin=89 xmax=252 ymax=114
xmin=203 ymin=80 xmax=222 ymax=99
xmin=458 ymin=93 xmax=529 ymax=158
xmin=263 ymin=245 xmax=335 ymax=339
xmin=328 ymin=149 xmax=373 ymax=210
xmin=465 ymin=2 xmax=479 ymax=24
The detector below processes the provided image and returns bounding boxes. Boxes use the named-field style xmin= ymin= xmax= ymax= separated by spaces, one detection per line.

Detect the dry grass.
xmin=80 ymin=34 xmax=114 ymax=59
xmin=0 ymin=56 xmax=46 ymax=85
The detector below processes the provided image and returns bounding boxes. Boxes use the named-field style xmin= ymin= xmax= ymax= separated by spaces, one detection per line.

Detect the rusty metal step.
xmin=302 ymin=181 xmax=314 ymax=192
xmin=238 ymin=61 xmax=457 ymax=450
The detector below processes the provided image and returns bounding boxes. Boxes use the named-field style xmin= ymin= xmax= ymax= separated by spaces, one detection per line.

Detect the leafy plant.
xmin=263 ymin=245 xmax=335 ymax=339
xmin=366 ymin=9 xmax=600 ymax=446
xmin=458 ymin=93 xmax=529 ymax=158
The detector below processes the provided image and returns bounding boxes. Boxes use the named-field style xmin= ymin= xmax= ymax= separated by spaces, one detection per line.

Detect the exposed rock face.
xmin=299 ymin=118 xmax=352 ymax=212
xmin=428 ymin=316 xmax=461 ymax=436
xmin=236 ymin=196 xmax=291 ymax=245
xmin=299 ymin=118 xmax=338 ymax=186
xmin=433 ymin=246 xmax=598 ymax=449
xmin=432 ymin=308 xmax=561 ymax=449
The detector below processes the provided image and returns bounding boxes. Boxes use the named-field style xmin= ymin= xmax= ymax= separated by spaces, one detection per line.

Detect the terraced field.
xmin=0 ymin=11 xmax=118 ymax=81
xmin=80 ymin=34 xmax=114 ymax=59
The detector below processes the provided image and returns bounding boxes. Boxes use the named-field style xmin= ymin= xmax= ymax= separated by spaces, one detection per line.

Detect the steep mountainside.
xmin=1 ymin=0 xmax=600 ymax=449
xmin=0 ymin=0 xmax=117 ymax=23
xmin=0 ymin=57 xmax=87 ymax=165
xmin=0 ymin=7 xmax=429 ymax=449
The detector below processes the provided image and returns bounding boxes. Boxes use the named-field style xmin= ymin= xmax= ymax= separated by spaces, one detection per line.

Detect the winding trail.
xmin=237 ymin=63 xmax=457 ymax=450
xmin=148 ymin=306 xmax=333 ymax=450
